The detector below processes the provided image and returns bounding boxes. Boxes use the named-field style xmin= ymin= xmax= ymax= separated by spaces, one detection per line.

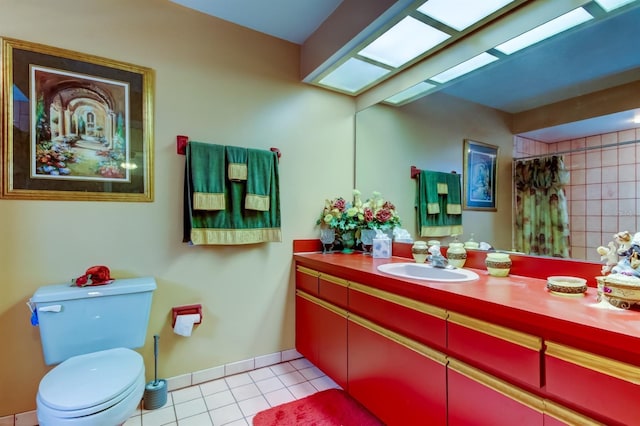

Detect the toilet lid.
xmin=39 ymin=348 xmax=144 ymax=411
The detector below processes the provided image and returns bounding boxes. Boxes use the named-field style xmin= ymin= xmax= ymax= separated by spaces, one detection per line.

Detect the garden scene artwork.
xmin=1 ymin=37 xmax=153 ymax=201
xmin=32 ymin=66 xmax=130 ymax=181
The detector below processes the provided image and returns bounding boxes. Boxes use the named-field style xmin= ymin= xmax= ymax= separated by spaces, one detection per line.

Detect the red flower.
xmin=363 ymin=207 xmax=374 ymax=222
xmin=333 ymin=198 xmax=346 ymax=211
xmin=375 ymin=208 xmax=392 ymax=223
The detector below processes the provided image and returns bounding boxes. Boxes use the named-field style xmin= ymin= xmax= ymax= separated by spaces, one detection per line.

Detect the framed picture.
xmin=1 ymin=37 xmax=154 ymax=201
xmin=463 ymin=139 xmax=498 ymax=211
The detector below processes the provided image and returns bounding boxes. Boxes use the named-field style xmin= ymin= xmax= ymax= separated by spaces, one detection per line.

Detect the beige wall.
xmin=0 ymin=0 xmax=355 ymax=416
xmin=356 ymin=92 xmax=514 ymax=250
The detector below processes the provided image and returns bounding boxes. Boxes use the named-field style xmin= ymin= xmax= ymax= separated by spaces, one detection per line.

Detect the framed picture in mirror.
xmin=1 ymin=37 xmax=154 ymax=201
xmin=463 ymin=139 xmax=498 ymax=211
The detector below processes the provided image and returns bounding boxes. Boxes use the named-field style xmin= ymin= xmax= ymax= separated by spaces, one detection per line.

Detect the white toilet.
xmin=31 ymin=277 xmax=157 ymax=426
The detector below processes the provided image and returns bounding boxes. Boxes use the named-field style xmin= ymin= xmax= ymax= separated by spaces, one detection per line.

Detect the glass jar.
xmin=485 ymin=252 xmax=511 ymax=277
xmin=412 ymin=241 xmax=429 ymax=263
xmin=446 ymin=242 xmax=467 ymax=268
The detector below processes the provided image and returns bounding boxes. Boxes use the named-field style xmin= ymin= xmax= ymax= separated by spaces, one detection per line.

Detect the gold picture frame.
xmin=1 ymin=37 xmax=154 ymax=201
xmin=463 ymin=139 xmax=498 ymax=211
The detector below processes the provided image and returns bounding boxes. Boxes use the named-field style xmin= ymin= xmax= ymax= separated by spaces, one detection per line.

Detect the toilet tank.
xmin=31 ymin=276 xmax=157 ymax=365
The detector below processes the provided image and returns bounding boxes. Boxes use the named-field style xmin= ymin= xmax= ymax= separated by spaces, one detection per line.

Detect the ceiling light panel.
xmin=430 ymin=52 xmax=499 ymax=83
xmin=495 ymin=7 xmax=594 ymax=55
xmin=358 ymin=16 xmax=451 ymax=68
xmin=417 ymin=0 xmax=516 ymax=31
xmin=319 ymin=58 xmax=391 ymax=93
xmin=385 ymin=82 xmax=437 ymax=105
xmin=594 ymin=0 xmax=638 ymax=11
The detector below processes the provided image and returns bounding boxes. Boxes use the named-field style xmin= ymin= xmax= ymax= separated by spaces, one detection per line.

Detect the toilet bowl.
xmin=36 ymin=348 xmax=145 ymax=426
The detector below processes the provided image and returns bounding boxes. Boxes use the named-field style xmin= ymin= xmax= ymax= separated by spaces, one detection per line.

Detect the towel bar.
xmin=411 ymin=166 xmax=456 ymax=179
xmin=176 ymin=135 xmax=280 ymax=159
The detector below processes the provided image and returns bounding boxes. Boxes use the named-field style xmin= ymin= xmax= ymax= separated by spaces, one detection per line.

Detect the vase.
xmin=319 ymin=228 xmax=336 ymax=254
xmin=360 ymin=229 xmax=376 ymax=255
xmin=340 ymin=231 xmax=355 ymax=254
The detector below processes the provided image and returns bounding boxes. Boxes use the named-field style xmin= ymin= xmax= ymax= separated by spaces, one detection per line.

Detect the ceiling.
xmin=169 ymin=0 xmax=343 ymax=44
xmin=172 ymin=0 xmax=640 ymax=142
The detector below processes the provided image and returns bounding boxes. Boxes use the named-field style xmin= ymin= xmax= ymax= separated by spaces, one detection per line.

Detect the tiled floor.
xmin=124 ymin=358 xmax=339 ymax=426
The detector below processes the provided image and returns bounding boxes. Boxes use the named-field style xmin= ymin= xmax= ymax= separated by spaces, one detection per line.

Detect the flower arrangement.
xmin=317 ymin=193 xmax=361 ymax=232
xmin=317 ymin=189 xmax=401 ymax=232
xmin=360 ymin=190 xmax=401 ymax=231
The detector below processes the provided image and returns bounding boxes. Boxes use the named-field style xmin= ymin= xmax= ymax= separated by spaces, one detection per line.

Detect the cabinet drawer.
xmin=543 ymin=399 xmax=604 ymax=426
xmin=348 ymin=313 xmax=447 ymax=425
xmin=296 ymin=265 xmax=319 ymax=295
xmin=448 ymin=358 xmax=544 ymax=426
xmin=545 ymin=341 xmax=640 ymax=426
xmin=348 ymin=281 xmax=447 ymax=349
xmin=319 ymin=273 xmax=348 ymax=308
xmin=448 ymin=312 xmax=543 ymax=388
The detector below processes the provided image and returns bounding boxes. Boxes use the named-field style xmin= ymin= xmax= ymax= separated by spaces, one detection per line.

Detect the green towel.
xmin=416 ymin=170 xmax=463 ymax=237
xmin=446 ymin=172 xmax=462 ymax=215
xmin=226 ymin=146 xmax=247 ymax=181
xmin=245 ymin=148 xmax=274 ymax=211
xmin=184 ymin=144 xmax=281 ymax=245
xmin=187 ymin=141 xmax=226 ymax=210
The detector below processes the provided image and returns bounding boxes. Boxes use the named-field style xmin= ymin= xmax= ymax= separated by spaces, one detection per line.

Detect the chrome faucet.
xmin=428 ymin=244 xmax=449 ymax=268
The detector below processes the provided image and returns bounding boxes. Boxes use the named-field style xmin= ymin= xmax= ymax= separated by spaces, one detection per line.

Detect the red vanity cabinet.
xmin=295 ymin=265 xmax=320 ymax=295
xmin=348 ymin=281 xmax=447 ymax=350
xmin=447 ymin=358 xmax=544 ymax=426
xmin=545 ymin=341 xmax=640 ymax=426
xmin=447 ymin=311 xmax=543 ymax=389
xmin=348 ymin=313 xmax=448 ymax=425
xmin=295 ymin=290 xmax=348 ymax=389
xmin=293 ymin=256 xmax=610 ymax=425
xmin=318 ymin=272 xmax=348 ymax=309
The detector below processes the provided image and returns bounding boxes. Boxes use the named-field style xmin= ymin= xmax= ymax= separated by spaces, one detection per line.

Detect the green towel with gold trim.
xmin=184 ymin=143 xmax=281 ymax=245
xmin=245 ymin=148 xmax=274 ymax=211
xmin=226 ymin=146 xmax=248 ymax=181
xmin=186 ymin=141 xmax=226 ymax=210
xmin=416 ymin=170 xmax=463 ymax=237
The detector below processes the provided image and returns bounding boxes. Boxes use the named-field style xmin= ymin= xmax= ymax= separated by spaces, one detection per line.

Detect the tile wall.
xmin=514 ymin=127 xmax=640 ymax=261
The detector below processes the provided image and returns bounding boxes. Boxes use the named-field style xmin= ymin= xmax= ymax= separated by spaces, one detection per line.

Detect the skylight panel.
xmin=417 ymin=0 xmax=516 ymax=31
xmin=430 ymin=52 xmax=499 ymax=83
xmin=385 ymin=82 xmax=437 ymax=105
xmin=358 ymin=16 xmax=451 ymax=68
xmin=319 ymin=58 xmax=390 ymax=93
xmin=494 ymin=7 xmax=593 ymax=55
xmin=594 ymin=0 xmax=637 ymax=11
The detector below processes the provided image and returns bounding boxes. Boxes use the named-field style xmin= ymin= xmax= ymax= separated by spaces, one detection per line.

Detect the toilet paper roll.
xmin=173 ymin=314 xmax=201 ymax=337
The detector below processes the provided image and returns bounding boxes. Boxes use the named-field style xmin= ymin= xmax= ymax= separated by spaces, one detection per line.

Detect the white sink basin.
xmin=377 ymin=263 xmax=479 ymax=282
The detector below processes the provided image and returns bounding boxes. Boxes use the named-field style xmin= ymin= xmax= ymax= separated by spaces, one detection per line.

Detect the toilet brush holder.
xmin=143 ymin=335 xmax=167 ymax=410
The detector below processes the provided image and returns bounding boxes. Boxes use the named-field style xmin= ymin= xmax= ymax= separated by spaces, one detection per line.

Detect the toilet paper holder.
xmin=172 ymin=304 xmax=202 ymax=328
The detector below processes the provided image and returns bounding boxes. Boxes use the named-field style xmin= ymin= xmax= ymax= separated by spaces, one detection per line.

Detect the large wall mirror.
xmin=355 ymin=1 xmax=640 ymax=262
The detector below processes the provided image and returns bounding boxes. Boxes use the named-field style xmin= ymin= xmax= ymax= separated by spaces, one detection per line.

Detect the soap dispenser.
xmin=464 ymin=233 xmax=479 ymax=250
xmin=446 ymin=234 xmax=467 ymax=268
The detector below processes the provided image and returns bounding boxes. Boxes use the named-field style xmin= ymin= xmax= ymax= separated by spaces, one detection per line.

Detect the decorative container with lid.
xmin=447 ymin=242 xmax=467 ymax=268
xmin=485 ymin=252 xmax=511 ymax=277
xmin=412 ymin=241 xmax=429 ymax=263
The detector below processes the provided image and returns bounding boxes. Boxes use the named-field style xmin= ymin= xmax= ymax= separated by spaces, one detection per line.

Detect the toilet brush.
xmin=143 ymin=334 xmax=167 ymax=410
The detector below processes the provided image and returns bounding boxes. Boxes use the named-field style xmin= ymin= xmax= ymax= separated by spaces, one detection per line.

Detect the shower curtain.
xmin=514 ymin=155 xmax=570 ymax=257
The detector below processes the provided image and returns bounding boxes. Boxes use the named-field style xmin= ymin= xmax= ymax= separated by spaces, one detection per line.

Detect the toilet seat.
xmin=37 ymin=348 xmax=145 ymax=425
